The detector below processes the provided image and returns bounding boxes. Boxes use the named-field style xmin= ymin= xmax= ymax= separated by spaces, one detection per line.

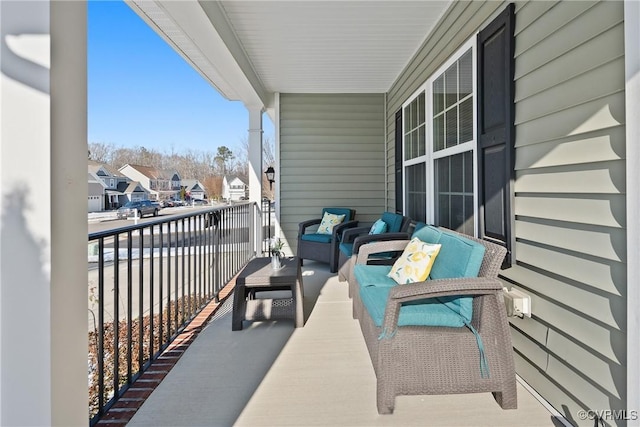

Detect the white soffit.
xmin=128 ymin=1 xmax=452 ymax=106
xmin=218 ymin=1 xmax=451 ymax=94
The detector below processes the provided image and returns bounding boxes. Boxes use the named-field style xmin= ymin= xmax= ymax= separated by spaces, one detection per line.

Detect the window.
xmin=432 ymin=48 xmax=476 ymax=235
xmin=399 ymin=4 xmax=515 ymax=263
xmin=402 ymin=41 xmax=476 ymax=234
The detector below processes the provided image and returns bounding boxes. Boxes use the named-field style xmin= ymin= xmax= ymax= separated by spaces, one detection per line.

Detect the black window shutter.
xmin=477 ymin=3 xmax=515 ymax=267
xmin=394 ymin=109 xmax=403 ymax=214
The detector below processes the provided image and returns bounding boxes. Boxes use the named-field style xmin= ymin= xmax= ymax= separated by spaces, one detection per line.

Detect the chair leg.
xmin=377 ymin=382 xmax=395 ymax=415
xmin=493 ymin=380 xmax=518 ymax=409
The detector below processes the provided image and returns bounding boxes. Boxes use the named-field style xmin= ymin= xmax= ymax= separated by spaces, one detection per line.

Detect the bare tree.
xmin=239 ymin=136 xmax=276 ymax=198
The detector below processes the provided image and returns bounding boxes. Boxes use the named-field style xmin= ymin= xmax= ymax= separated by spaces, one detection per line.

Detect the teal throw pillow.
xmin=369 ymin=219 xmax=388 ymax=235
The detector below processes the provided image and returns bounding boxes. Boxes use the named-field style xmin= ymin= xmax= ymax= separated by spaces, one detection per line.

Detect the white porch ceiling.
xmin=127 ymin=0 xmax=452 ymax=108
xmin=214 ymin=1 xmax=451 ymax=94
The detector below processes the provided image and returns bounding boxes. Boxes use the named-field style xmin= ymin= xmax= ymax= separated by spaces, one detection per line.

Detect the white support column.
xmin=0 ymin=1 xmax=87 ymax=425
xmin=247 ymin=105 xmax=264 ymax=252
xmin=625 ymin=0 xmax=640 ymax=418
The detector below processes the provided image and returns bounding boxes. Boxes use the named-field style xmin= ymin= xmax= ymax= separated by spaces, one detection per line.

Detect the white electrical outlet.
xmin=502 ymin=287 xmax=532 ymax=318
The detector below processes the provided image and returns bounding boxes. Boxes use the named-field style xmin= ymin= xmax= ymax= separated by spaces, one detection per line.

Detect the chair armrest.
xmin=298 ymin=218 xmax=322 ymax=235
xmin=381 ymin=278 xmax=504 ymax=332
xmin=333 ymin=219 xmax=359 ymax=240
xmin=352 ymin=232 xmax=412 ymax=254
xmin=389 ymin=277 xmax=503 ymax=301
xmin=355 ymin=240 xmax=410 ymax=264
xmin=341 ymin=226 xmax=372 ymax=243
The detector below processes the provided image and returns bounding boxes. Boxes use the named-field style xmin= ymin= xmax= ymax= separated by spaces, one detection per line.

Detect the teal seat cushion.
xmin=408 ymin=226 xmax=486 ymax=324
xmin=339 ymin=242 xmax=354 ymax=257
xmin=360 ymin=286 xmax=467 ymax=328
xmin=381 ymin=212 xmax=404 ymax=233
xmin=354 ymin=265 xmax=396 ymax=288
xmin=430 ymin=231 xmax=485 ymax=280
xmin=412 ymin=224 xmax=442 ymax=244
xmin=301 ymin=233 xmax=333 ymax=244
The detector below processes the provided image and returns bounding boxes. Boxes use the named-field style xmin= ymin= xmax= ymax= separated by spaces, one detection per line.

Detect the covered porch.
xmin=126 ymin=261 xmax=560 ymax=427
xmin=1 ymin=0 xmax=639 ymax=426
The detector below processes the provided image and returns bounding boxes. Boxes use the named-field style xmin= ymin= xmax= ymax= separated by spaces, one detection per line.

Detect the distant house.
xmin=222 ymin=176 xmax=247 ymax=202
xmin=88 ymin=160 xmax=130 ymax=210
xmin=119 ymin=164 xmax=181 ymax=201
xmin=87 ymin=172 xmax=106 ymax=213
xmin=182 ymin=179 xmax=206 ymax=201
xmin=118 ymin=181 xmax=149 ymax=203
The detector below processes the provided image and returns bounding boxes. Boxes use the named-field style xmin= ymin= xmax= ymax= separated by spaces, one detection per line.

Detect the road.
xmin=88 ymin=205 xmax=224 ymax=234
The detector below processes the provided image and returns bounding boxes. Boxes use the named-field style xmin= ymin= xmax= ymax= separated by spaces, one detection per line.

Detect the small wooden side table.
xmin=232 ymin=256 xmax=304 ymax=331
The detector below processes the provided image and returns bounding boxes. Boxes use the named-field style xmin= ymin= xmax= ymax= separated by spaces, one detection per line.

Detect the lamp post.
xmin=264 ymin=166 xmax=276 ymax=255
xmin=265 ymin=166 xmax=275 ymax=190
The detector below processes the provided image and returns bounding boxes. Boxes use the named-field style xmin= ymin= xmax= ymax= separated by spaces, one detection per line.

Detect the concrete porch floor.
xmin=128 ymin=261 xmax=565 ymax=427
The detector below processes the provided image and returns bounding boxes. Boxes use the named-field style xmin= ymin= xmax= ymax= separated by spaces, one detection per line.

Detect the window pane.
xmin=446 ymin=107 xmax=458 ymax=148
xmin=433 ymin=76 xmax=444 ymax=114
xmin=411 ymin=101 xmax=417 ymax=130
xmin=451 ymin=153 xmax=463 ymax=192
xmin=433 ymin=114 xmax=444 ymax=151
xmin=404 ymin=94 xmax=426 ymax=161
xmin=435 ymin=152 xmax=474 ymax=236
xmin=412 ymin=129 xmax=419 ymax=158
xmin=445 ymin=62 xmax=458 ymax=108
xmin=451 ymin=195 xmax=464 ymax=230
xmin=437 ymin=156 xmax=449 ymax=192
xmin=438 ymin=194 xmax=450 ymax=229
xmin=406 ymin=163 xmax=426 ymax=222
xmin=404 ymin=131 xmax=412 ymax=161
xmin=459 ymin=49 xmax=473 ymax=99
xmin=404 ymin=104 xmax=411 ymax=133
xmin=460 ymin=97 xmax=473 ymax=144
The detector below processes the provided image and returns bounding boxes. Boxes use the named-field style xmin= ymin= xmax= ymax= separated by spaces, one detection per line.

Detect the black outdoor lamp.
xmin=265 ymin=166 xmax=275 ymax=190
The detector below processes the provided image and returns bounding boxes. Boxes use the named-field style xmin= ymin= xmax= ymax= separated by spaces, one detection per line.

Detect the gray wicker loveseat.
xmin=349 ymin=224 xmax=517 ymax=414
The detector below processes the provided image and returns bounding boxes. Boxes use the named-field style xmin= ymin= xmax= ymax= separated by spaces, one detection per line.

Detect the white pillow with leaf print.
xmin=387 ymin=237 xmax=441 ymax=285
xmin=317 ymin=212 xmax=346 ymax=235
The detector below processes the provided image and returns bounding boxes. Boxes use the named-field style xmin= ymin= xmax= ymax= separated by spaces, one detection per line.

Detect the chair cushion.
xmin=354 ymin=265 xmax=396 ymax=288
xmin=387 ymin=237 xmax=441 ymax=285
xmin=339 ymin=242 xmax=354 ymax=257
xmin=430 ymin=232 xmax=485 ymax=280
xmin=317 ymin=212 xmax=346 ymax=235
xmin=369 ymin=219 xmax=388 ymax=235
xmin=412 ymin=224 xmax=442 ymax=244
xmin=360 ymin=286 xmax=467 ymax=328
xmin=323 ymin=207 xmax=354 ymax=220
xmin=381 ymin=212 xmax=405 ymax=233
xmin=300 ymin=233 xmax=333 ymax=244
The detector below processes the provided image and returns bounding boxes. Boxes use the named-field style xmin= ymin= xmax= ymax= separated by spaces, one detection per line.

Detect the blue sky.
xmin=88 ymin=0 xmax=274 ymax=156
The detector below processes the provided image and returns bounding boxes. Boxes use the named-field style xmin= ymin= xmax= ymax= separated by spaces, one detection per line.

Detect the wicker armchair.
xmin=351 ymin=228 xmax=516 ymax=414
xmin=337 ymin=212 xmax=412 ymax=272
xmin=297 ymin=207 xmax=357 ymax=273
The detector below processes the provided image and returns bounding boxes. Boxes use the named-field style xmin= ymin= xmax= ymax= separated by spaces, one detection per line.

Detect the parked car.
xmin=117 ymin=200 xmax=161 ymax=219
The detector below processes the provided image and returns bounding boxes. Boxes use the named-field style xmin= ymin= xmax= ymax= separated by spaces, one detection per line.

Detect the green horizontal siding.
xmin=385 ymin=0 xmax=627 ymax=423
xmin=279 ymin=93 xmax=386 ymax=253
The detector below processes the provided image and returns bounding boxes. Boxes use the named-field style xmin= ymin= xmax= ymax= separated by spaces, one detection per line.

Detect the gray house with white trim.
xmin=1 ymin=1 xmax=638 ymax=425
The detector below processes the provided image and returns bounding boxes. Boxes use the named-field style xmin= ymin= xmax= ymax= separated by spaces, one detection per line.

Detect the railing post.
xmin=88 ymin=205 xmax=256 ymax=424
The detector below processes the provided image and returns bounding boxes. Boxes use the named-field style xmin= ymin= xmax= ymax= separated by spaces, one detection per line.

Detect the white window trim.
xmin=401 ymin=37 xmax=478 ymax=233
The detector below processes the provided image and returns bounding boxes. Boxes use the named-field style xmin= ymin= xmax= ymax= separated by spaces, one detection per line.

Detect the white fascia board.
xmin=126 ymin=0 xmax=269 ymax=109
